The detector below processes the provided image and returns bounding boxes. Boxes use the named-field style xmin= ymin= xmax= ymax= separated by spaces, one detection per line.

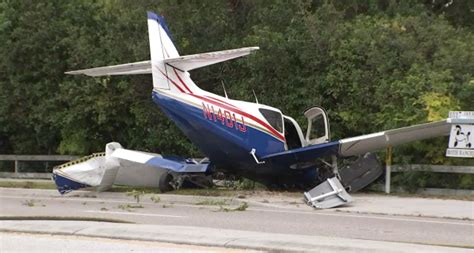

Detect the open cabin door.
xmin=304 ymin=107 xmax=330 ymax=145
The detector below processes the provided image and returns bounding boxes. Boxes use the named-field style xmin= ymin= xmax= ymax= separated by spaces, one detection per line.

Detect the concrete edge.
xmin=0 ymin=220 xmax=471 ymax=253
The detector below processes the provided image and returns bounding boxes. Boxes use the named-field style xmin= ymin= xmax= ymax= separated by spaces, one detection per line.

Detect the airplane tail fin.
xmin=147 ymin=11 xmax=179 ymax=90
xmin=65 ymin=11 xmax=259 ymax=94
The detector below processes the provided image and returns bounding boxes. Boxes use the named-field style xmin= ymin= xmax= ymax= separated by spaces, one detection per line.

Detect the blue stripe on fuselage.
xmin=151 ymin=91 xmax=285 ymax=169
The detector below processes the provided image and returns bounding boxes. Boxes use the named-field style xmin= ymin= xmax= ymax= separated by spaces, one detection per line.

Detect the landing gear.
xmin=158 ymin=170 xmax=214 ymax=193
xmin=158 ymin=171 xmax=174 ymax=193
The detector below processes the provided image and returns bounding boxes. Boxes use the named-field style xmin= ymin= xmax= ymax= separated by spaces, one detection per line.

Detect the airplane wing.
xmin=262 ymin=120 xmax=450 ymax=166
xmin=338 ymin=120 xmax=450 ymax=156
xmin=64 ymin=47 xmax=259 ymax=76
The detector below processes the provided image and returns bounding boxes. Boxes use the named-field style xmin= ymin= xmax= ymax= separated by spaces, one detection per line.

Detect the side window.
xmin=259 ymin=109 xmax=283 ymax=133
xmin=309 ymin=114 xmax=326 ymax=140
xmin=304 ymin=107 xmax=330 ymax=145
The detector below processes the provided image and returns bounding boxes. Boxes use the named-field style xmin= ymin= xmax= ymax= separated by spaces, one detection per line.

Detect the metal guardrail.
xmin=391 ymin=164 xmax=474 ymax=174
xmin=385 ymin=164 xmax=474 ymax=194
xmin=1 ymin=154 xmax=472 ymax=195
xmin=0 ymin=155 xmax=79 ymax=175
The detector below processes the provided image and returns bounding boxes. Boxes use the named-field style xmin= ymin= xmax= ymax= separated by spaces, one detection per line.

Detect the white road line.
xmin=84 ymin=210 xmax=185 ymax=218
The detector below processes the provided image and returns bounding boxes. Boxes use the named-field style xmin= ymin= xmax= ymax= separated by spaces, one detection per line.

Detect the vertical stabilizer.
xmin=147 ymin=12 xmax=179 ymax=90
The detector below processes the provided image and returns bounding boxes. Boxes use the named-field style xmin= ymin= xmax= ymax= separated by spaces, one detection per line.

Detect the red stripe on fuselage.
xmin=173 ymin=68 xmax=193 ymax=94
xmin=204 ymin=95 xmax=238 ymax=109
xmin=157 ymin=69 xmax=285 ymax=142
xmin=158 ymin=68 xmax=185 ymax=93
xmin=189 ymin=94 xmax=285 ymax=142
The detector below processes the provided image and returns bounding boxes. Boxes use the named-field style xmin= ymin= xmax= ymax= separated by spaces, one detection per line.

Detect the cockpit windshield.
xmin=259 ymin=109 xmax=283 ymax=133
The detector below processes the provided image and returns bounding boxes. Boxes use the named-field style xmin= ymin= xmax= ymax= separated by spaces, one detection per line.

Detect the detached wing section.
xmin=111 ymin=148 xmax=208 ymax=173
xmin=64 ymin=47 xmax=259 ymax=77
xmin=52 ymin=143 xmax=208 ymax=194
xmin=262 ymin=120 xmax=450 ymax=166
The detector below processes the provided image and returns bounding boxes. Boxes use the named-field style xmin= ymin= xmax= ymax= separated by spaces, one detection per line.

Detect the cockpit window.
xmin=259 ymin=109 xmax=283 ymax=133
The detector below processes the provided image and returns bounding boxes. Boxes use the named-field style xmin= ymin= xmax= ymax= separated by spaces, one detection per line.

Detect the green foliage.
xmin=392 ymin=172 xmax=474 ymax=192
xmin=1 ymin=1 xmax=472 ymax=171
xmin=217 ymin=201 xmax=248 ymax=212
xmin=195 ymin=199 xmax=228 ymax=206
xmin=126 ymin=189 xmax=145 ymax=203
xmin=150 ymin=195 xmax=161 ymax=203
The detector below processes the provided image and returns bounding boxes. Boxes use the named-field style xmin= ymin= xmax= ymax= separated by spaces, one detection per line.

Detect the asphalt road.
xmin=0 ymin=188 xmax=473 ymax=248
xmin=0 ymin=232 xmax=260 ymax=253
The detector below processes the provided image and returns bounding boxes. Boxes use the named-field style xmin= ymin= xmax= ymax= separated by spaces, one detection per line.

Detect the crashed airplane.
xmin=53 ymin=11 xmax=451 ymax=208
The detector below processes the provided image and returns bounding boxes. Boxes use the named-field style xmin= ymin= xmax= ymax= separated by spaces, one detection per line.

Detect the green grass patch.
xmin=217 ymin=202 xmax=249 ymax=212
xmin=109 ymin=185 xmax=161 ymax=194
xmin=118 ymin=204 xmax=144 ymax=211
xmin=0 ymin=216 xmax=132 ymax=223
xmin=150 ymin=195 xmax=161 ymax=203
xmin=168 ymin=188 xmax=238 ymax=197
xmin=195 ymin=199 xmax=228 ymax=206
xmin=0 ymin=180 xmax=56 ymax=190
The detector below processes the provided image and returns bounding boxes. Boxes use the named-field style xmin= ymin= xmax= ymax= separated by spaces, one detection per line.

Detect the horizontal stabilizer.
xmin=64 ymin=47 xmax=258 ymax=77
xmin=164 ymin=46 xmax=259 ymax=71
xmin=65 ymin=60 xmax=151 ymax=76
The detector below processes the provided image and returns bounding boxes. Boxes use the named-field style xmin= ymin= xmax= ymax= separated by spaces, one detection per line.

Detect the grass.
xmin=126 ymin=190 xmax=145 ymax=203
xmin=4 ymin=179 xmax=471 ymax=202
xmin=118 ymin=204 xmax=144 ymax=211
xmin=0 ymin=216 xmax=132 ymax=223
xmin=22 ymin=199 xmax=36 ymax=207
xmin=217 ymin=202 xmax=249 ymax=212
xmin=360 ymin=190 xmax=474 ymax=201
xmin=168 ymin=188 xmax=244 ymax=197
xmin=70 ymin=193 xmax=97 ymax=198
xmin=0 ymin=180 xmax=56 ymax=190
xmin=20 ymin=199 xmax=46 ymax=207
xmin=109 ymin=185 xmax=161 ymax=194
xmin=195 ymin=199 xmax=228 ymax=206
xmin=150 ymin=195 xmax=161 ymax=203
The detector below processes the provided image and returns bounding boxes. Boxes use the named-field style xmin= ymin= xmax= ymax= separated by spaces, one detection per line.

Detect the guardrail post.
xmin=385 ymin=146 xmax=392 ymax=194
xmin=14 ymin=160 xmax=19 ymax=175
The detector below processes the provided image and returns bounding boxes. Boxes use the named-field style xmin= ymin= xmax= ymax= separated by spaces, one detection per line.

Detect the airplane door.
xmin=304 ymin=107 xmax=330 ymax=145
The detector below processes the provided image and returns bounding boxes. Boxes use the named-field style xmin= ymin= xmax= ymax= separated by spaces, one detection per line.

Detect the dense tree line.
xmin=1 ymin=0 xmax=473 ymax=171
